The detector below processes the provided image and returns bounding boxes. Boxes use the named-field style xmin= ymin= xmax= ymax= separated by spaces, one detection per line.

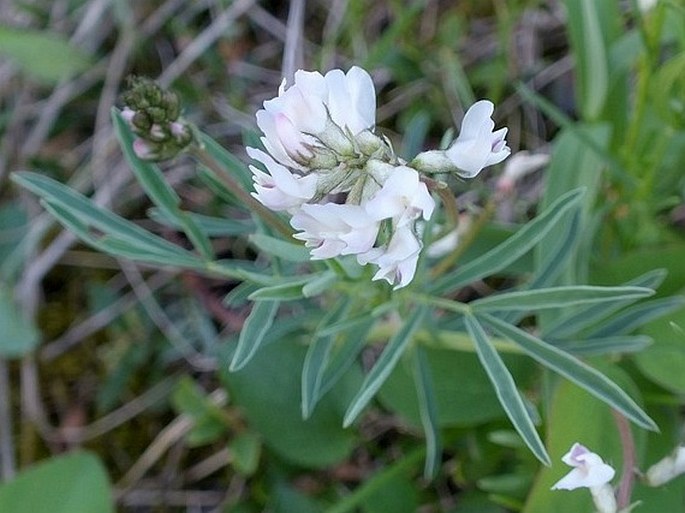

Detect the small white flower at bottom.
xmin=365 ymin=165 xmax=435 ymax=226
xmin=552 ymin=443 xmax=617 ymax=513
xmin=358 ymin=225 xmax=422 ymax=290
xmin=290 ymin=203 xmax=380 ymax=259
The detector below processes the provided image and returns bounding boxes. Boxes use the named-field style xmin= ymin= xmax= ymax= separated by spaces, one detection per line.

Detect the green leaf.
xmin=344 ymin=306 xmax=427 ymax=427
xmin=301 ymin=299 xmax=350 ymax=419
xmin=248 ymin=280 xmax=309 ymax=301
xmin=479 ymin=313 xmax=657 ymax=430
xmin=230 ymin=300 xmax=280 ymax=371
xmin=229 ymin=432 xmax=261 ymax=477
xmin=554 ymin=335 xmax=652 ymax=356
xmin=0 ymin=286 xmax=39 ymax=357
xmin=249 ymin=234 xmax=310 ymax=262
xmin=220 ymin=337 xmax=359 ymax=469
xmin=302 ymin=270 xmax=338 ymax=298
xmin=564 ymin=0 xmax=610 ymax=119
xmin=40 ymin=201 xmax=203 ymax=269
xmin=464 ymin=315 xmax=550 ymax=466
xmin=584 ymin=296 xmax=685 ymax=338
xmin=149 ymin=208 xmax=253 ymax=236
xmin=0 ymin=452 xmax=113 ymax=513
xmin=113 ymin=110 xmax=214 ymax=259
xmin=0 ymin=26 xmax=91 ymax=84
xmin=412 ymin=346 xmax=442 ymax=479
xmin=431 ymin=188 xmax=584 ymax=294
xmin=542 ymin=269 xmax=668 ymax=338
xmin=470 ymin=285 xmax=653 ymax=312
xmin=197 ymin=131 xmax=253 ymax=191
xmin=12 ymin=172 xmax=198 ymax=263
xmin=171 ymin=377 xmax=227 ymax=446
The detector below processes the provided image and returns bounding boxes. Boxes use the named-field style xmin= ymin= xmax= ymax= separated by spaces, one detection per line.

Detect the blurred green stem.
xmin=613 ymin=409 xmax=636 ymax=510
xmin=189 ymin=146 xmax=293 ymax=239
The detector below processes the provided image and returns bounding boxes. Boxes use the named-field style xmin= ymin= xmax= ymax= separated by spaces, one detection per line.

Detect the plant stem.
xmin=189 ymin=146 xmax=293 ymax=239
xmin=612 ymin=409 xmax=636 ymax=510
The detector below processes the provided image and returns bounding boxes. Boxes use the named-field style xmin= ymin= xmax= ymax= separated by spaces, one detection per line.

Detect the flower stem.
xmin=189 ymin=146 xmax=294 ymax=239
xmin=612 ymin=409 xmax=636 ymax=510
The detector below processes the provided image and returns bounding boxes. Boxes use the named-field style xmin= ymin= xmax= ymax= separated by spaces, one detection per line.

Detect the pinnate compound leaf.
xmin=464 ymin=315 xmax=550 ymax=465
xmin=470 ymin=285 xmax=653 ymax=312
xmin=343 ymin=305 xmax=427 ymax=426
xmin=230 ymin=300 xmax=280 ymax=371
xmin=431 ymin=188 xmax=584 ymax=294
xmin=479 ymin=313 xmax=657 ymax=431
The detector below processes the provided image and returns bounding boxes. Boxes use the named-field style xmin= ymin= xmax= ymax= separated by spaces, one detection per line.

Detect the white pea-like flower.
xmin=247 ymin=147 xmax=318 ymax=212
xmin=255 ymin=67 xmax=376 ymax=169
xmin=645 ymin=446 xmax=685 ymax=486
xmin=290 ymin=203 xmax=380 ymax=259
xmin=552 ymin=443 xmax=616 ymax=490
xmin=446 ymin=100 xmax=511 ymax=178
xmin=358 ymin=225 xmax=423 ymax=289
xmin=552 ymin=443 xmax=617 ymax=513
xmin=365 ymin=165 xmax=435 ymax=226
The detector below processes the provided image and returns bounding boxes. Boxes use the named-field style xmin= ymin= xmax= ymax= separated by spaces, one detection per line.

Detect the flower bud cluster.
xmin=248 ymin=66 xmax=509 ymax=288
xmin=121 ymin=77 xmax=193 ymax=161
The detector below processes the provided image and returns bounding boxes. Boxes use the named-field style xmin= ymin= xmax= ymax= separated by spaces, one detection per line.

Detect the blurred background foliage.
xmin=0 ymin=0 xmax=684 ymax=512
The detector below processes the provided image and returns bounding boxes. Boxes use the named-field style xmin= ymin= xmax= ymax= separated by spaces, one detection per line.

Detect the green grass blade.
xmin=343 ymin=305 xmax=427 ymax=427
xmin=464 ymin=315 xmax=550 ymax=466
xmin=412 ymin=345 xmax=443 ymax=479
xmin=470 ymin=286 xmax=654 ymax=312
xmin=431 ymin=188 xmax=584 ymax=295
xmin=230 ymin=300 xmax=280 ymax=371
xmin=480 ymin=313 xmax=657 ymax=430
xmin=249 ymin=234 xmax=310 ymax=262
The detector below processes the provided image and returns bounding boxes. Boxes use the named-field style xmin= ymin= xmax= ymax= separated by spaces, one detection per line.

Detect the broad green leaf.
xmin=0 ymin=286 xmax=39 ymax=357
xmin=635 ymin=307 xmax=685 ymax=394
xmin=464 ymin=315 xmax=550 ymax=465
xmin=220 ymin=337 xmax=359 ymax=469
xmin=230 ymin=300 xmax=280 ymax=371
xmin=470 ymin=286 xmax=653 ymax=312
xmin=412 ymin=346 xmax=442 ymax=479
xmin=480 ymin=313 xmax=657 ymax=430
xmin=113 ymin=110 xmax=213 ymax=259
xmin=0 ymin=452 xmax=113 ymax=513
xmin=431 ymin=188 xmax=584 ymax=294
xmin=344 ymin=306 xmax=427 ymax=426
xmin=584 ymin=296 xmax=685 ymax=338
xmin=249 ymin=233 xmax=310 ymax=262
xmin=542 ymin=269 xmax=668 ymax=338
xmin=0 ymin=26 xmax=91 ymax=83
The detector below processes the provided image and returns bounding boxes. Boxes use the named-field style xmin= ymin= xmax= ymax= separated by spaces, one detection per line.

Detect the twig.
xmin=282 ymin=0 xmax=307 ymax=83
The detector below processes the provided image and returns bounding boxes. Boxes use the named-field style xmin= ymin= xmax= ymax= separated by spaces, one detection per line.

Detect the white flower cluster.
xmin=247 ymin=66 xmax=509 ymax=288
